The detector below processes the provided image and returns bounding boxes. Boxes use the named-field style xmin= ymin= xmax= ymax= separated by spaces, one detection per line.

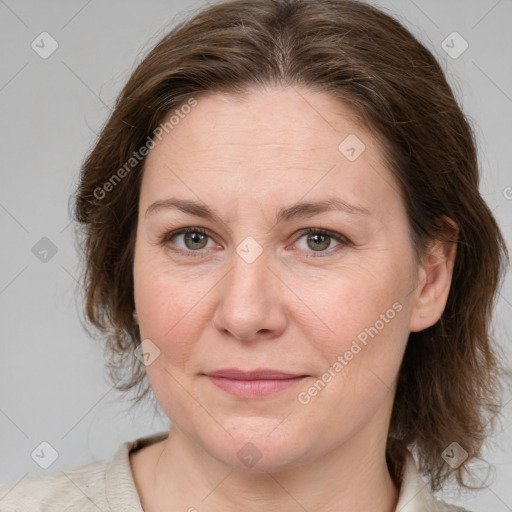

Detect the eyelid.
xmin=160 ymin=226 xmax=218 ymax=257
xmin=290 ymin=227 xmax=348 ymax=256
xmin=160 ymin=226 xmax=349 ymax=256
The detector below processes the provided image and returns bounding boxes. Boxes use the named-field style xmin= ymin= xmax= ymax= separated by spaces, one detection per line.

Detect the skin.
xmin=130 ymin=85 xmax=457 ymax=512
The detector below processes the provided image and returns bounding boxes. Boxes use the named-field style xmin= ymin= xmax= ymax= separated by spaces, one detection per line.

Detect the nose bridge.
xmin=213 ymin=238 xmax=286 ymax=340
xmin=227 ymin=239 xmax=273 ymax=305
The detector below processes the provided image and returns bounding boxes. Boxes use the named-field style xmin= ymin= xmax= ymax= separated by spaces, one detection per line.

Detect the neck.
xmin=140 ymin=423 xmax=399 ymax=512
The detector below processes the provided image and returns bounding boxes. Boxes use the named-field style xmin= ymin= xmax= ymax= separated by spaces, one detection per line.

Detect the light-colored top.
xmin=0 ymin=430 xmax=471 ymax=511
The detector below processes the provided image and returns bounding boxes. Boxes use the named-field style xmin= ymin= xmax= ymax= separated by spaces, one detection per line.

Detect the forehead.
xmin=140 ymin=86 xmax=400 ymax=216
xmin=151 ymin=86 xmax=372 ymax=154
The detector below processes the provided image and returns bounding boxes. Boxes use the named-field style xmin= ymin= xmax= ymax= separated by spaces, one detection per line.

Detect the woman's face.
xmin=133 ymin=86 xmax=428 ymax=471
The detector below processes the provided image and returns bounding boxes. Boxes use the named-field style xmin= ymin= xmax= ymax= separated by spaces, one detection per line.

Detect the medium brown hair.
xmin=72 ymin=0 xmax=510 ymax=493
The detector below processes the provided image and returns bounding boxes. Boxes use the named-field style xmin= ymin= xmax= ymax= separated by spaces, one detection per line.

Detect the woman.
xmin=0 ymin=0 xmax=509 ymax=510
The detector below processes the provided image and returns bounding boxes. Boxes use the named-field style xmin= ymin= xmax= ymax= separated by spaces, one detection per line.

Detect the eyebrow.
xmin=144 ymin=197 xmax=371 ymax=223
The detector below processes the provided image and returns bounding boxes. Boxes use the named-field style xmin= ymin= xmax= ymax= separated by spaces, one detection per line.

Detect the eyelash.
xmin=159 ymin=226 xmax=349 ymax=258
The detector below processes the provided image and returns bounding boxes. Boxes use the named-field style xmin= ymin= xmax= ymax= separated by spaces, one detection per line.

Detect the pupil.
xmin=309 ymin=234 xmax=329 ymax=251
xmin=186 ymin=232 xmax=205 ymax=248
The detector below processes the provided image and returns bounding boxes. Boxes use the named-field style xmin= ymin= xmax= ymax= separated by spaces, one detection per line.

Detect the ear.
xmin=409 ymin=216 xmax=459 ymax=333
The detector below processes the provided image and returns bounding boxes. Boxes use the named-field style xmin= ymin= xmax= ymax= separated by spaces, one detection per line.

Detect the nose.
xmin=212 ymin=247 xmax=288 ymax=342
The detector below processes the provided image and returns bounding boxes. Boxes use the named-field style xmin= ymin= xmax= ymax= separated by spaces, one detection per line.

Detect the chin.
xmin=195 ymin=416 xmax=317 ymax=473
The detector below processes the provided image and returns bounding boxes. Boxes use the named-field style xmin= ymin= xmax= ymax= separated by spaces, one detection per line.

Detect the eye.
xmin=293 ymin=228 xmax=347 ymax=256
xmin=160 ymin=226 xmax=349 ymax=258
xmin=161 ymin=227 xmax=217 ymax=255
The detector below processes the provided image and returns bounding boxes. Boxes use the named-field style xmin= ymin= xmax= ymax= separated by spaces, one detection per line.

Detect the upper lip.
xmin=206 ymin=369 xmax=307 ymax=380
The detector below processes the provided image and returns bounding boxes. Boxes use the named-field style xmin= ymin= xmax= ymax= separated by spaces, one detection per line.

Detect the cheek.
xmin=292 ymin=259 xmax=407 ymax=353
xmin=133 ymin=262 xmax=211 ymax=423
xmin=293 ymin=268 xmax=409 ymax=429
xmin=133 ymin=231 xmax=412 ymax=371
xmin=291 ymin=262 xmax=411 ymax=421
xmin=133 ymin=255 xmax=215 ymax=370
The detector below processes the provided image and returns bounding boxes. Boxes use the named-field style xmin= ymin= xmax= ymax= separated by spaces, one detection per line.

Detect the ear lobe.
xmin=409 ymin=216 xmax=458 ymax=333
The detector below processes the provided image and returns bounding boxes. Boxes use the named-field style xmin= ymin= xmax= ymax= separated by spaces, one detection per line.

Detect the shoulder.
xmin=0 ymin=457 xmax=110 ymax=512
xmin=434 ymin=497 xmax=473 ymax=511
xmin=396 ymin=450 xmax=474 ymax=512
xmin=0 ymin=431 xmax=168 ymax=512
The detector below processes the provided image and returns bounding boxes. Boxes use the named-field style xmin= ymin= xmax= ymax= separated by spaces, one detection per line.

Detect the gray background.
xmin=0 ymin=0 xmax=511 ymax=510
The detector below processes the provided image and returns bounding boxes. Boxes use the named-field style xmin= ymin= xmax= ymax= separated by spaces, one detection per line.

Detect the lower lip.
xmin=207 ymin=376 xmax=307 ymax=398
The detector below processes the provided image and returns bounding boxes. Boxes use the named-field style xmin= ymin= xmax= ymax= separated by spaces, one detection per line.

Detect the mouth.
xmin=203 ymin=368 xmax=310 ymax=398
